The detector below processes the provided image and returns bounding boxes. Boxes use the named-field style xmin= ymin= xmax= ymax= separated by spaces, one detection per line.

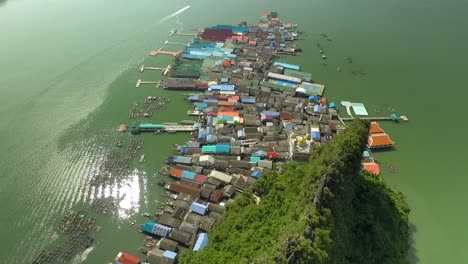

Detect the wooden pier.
xmin=341 ymin=115 xmax=409 ymax=122
xmin=139 ymin=64 xmax=172 ymax=75
xmin=136 ymin=79 xmax=161 ymax=88
xmin=149 ymin=48 xmax=182 ymax=57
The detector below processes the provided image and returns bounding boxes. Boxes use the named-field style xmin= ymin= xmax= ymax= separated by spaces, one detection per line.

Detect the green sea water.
xmin=1 ymin=0 xmax=467 ymax=263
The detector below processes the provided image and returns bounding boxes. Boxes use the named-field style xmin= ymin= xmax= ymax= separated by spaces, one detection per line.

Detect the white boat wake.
xmin=159 ymin=5 xmax=191 ymax=24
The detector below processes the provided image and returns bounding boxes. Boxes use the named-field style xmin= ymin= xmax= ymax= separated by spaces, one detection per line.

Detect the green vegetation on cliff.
xmin=181 ymin=120 xmax=410 ymax=264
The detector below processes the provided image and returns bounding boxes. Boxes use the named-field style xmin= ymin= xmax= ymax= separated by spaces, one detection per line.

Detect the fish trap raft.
xmin=129 ymin=96 xmax=170 ymax=118
xmin=90 ymin=197 xmax=116 ymax=214
xmin=89 ymin=139 xmax=143 ymax=186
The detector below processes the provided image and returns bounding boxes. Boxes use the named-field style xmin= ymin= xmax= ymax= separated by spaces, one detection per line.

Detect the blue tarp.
xmin=251 ymin=170 xmax=262 ymax=179
xmin=220 ymin=77 xmax=229 ymax=83
xmin=191 ymin=202 xmax=208 ymax=215
xmin=329 ymin=102 xmax=338 ymax=110
xmin=163 ymin=250 xmax=177 ymax=259
xmin=313 ymin=104 xmax=321 ymax=113
xmin=179 ymin=147 xmax=187 ymax=154
xmin=193 ymin=233 xmax=209 ymax=251
xmin=241 ymin=98 xmax=256 ymax=104
xmin=309 ymin=95 xmax=320 ymax=102
xmin=312 ymin=131 xmax=321 ymax=140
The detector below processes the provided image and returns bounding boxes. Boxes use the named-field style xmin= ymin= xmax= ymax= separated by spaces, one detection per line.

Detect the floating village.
xmin=32 ymin=12 xmax=407 ymax=264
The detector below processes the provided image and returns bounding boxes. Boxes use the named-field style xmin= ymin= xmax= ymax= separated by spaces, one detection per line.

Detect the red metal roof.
xmin=363 ymin=162 xmax=380 ymax=175
xmin=168 ymin=183 xmax=201 ymax=197
xmin=201 ymin=29 xmax=233 ymax=42
xmin=368 ymin=133 xmax=395 ymax=148
xmin=169 ymin=168 xmax=183 ymax=178
xmin=118 ymin=252 xmax=141 ymax=264
xmin=209 ymin=190 xmax=224 ymax=203
xmin=280 ymin=113 xmax=293 ymax=120
xmin=218 ymin=101 xmax=234 ymax=107
xmin=369 ymin=122 xmax=385 ymax=134
xmin=194 ymin=174 xmax=207 ymax=184
xmin=181 ymin=179 xmax=201 ymax=189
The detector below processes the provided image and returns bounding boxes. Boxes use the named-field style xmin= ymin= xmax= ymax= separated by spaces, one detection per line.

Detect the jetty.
xmin=131 ymin=122 xmax=195 ymax=134
xmin=149 ymin=48 xmax=182 ymax=57
xmin=169 ymin=28 xmax=199 ymax=37
xmin=164 ymin=40 xmax=191 ymax=47
xmin=139 ymin=64 xmax=172 ymax=75
xmin=341 ymin=115 xmax=409 ymax=122
xmin=136 ymin=79 xmax=161 ymax=88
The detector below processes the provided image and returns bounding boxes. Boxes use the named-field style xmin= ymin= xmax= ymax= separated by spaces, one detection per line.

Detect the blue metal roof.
xmin=193 ymin=233 xmax=209 ymax=251
xmin=209 ymin=84 xmax=235 ymax=91
xmin=241 ymin=98 xmax=256 ymax=104
xmin=191 ymin=202 xmax=208 ymax=215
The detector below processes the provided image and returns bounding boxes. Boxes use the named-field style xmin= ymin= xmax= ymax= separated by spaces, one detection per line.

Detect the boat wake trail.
xmin=159 ymin=5 xmax=191 ymax=24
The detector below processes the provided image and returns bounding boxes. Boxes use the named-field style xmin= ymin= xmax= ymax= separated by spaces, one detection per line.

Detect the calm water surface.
xmin=0 ymin=0 xmax=467 ymax=263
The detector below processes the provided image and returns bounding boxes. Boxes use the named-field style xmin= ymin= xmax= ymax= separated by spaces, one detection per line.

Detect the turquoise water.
xmin=1 ymin=0 xmax=467 ymax=263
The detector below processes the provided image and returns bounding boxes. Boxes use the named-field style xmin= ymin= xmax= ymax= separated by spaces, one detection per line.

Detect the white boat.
xmin=139 ymin=155 xmax=145 ymax=163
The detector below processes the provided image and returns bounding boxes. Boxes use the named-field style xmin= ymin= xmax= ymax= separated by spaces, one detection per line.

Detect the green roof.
xmin=284 ymin=69 xmax=312 ymax=82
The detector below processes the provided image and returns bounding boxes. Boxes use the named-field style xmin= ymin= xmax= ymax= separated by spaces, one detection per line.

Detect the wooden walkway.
xmin=149 ymin=48 xmax=182 ymax=57
xmin=164 ymin=125 xmax=194 ymax=132
xmin=136 ymin=79 xmax=161 ymax=88
xmin=139 ymin=64 xmax=172 ymax=75
xmin=341 ymin=115 xmax=409 ymax=122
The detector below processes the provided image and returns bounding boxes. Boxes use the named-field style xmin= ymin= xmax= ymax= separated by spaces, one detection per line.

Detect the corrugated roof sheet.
xmin=368 ymin=133 xmax=395 ymax=148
